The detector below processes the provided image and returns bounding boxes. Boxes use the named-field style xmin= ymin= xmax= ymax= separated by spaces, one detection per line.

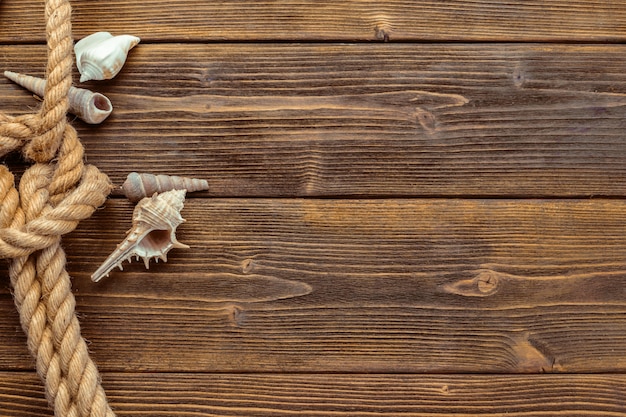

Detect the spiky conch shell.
xmin=75 ymin=32 xmax=140 ymax=82
xmin=91 ymin=189 xmax=189 ymax=282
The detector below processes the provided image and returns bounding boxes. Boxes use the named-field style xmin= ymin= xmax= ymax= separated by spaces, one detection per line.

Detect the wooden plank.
xmin=2 ymin=372 xmax=626 ymax=416
xmin=1 ymin=199 xmax=626 ymax=373
xmin=1 ymin=0 xmax=625 ymax=42
xmin=2 ymin=43 xmax=626 ymax=197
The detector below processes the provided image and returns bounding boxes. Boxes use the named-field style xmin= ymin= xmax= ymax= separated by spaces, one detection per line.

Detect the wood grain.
xmin=2 ymin=372 xmax=626 ymax=417
xmin=2 ymin=44 xmax=626 ymax=197
xmin=1 ymin=199 xmax=625 ymax=373
xmin=1 ymin=0 xmax=624 ymax=415
xmin=1 ymin=0 xmax=625 ymax=42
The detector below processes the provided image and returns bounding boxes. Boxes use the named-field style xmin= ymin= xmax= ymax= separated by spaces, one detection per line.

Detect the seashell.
xmin=91 ymin=189 xmax=189 ymax=282
xmin=75 ymin=31 xmax=140 ymax=82
xmin=4 ymin=71 xmax=113 ymax=124
xmin=122 ymin=172 xmax=209 ymax=203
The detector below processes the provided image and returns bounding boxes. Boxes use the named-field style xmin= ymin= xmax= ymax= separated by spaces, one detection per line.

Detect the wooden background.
xmin=1 ymin=1 xmax=626 ymax=415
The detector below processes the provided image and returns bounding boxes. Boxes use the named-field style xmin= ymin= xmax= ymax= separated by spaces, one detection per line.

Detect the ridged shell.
xmin=122 ymin=172 xmax=209 ymax=202
xmin=4 ymin=71 xmax=113 ymax=124
xmin=91 ymin=189 xmax=189 ymax=282
xmin=75 ymin=32 xmax=140 ymax=82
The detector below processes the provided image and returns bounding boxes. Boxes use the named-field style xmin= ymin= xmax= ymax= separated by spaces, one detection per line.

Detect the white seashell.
xmin=75 ymin=31 xmax=140 ymax=82
xmin=91 ymin=189 xmax=189 ymax=282
xmin=122 ymin=172 xmax=210 ymax=202
xmin=4 ymin=71 xmax=113 ymax=124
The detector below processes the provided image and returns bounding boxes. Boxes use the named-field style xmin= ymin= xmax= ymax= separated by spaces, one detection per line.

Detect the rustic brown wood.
xmin=2 ymin=199 xmax=625 ymax=373
xmin=2 ymin=44 xmax=626 ymax=197
xmin=1 ymin=0 xmax=626 ymax=42
xmin=1 ymin=0 xmax=625 ymax=415
xmin=2 ymin=372 xmax=626 ymax=417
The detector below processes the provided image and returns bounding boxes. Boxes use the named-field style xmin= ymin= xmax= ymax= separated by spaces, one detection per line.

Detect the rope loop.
xmin=0 ymin=0 xmax=116 ymax=415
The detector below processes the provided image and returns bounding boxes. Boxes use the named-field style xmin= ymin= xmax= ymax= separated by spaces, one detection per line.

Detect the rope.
xmin=1 ymin=0 xmax=115 ymax=416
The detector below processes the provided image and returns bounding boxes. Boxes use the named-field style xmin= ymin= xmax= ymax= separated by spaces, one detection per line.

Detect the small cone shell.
xmin=122 ymin=172 xmax=209 ymax=202
xmin=91 ymin=189 xmax=189 ymax=282
xmin=4 ymin=71 xmax=113 ymax=124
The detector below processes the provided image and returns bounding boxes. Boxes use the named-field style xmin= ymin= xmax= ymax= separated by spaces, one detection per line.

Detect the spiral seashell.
xmin=4 ymin=71 xmax=113 ymax=124
xmin=75 ymin=31 xmax=140 ymax=82
xmin=122 ymin=172 xmax=209 ymax=202
xmin=91 ymin=189 xmax=189 ymax=282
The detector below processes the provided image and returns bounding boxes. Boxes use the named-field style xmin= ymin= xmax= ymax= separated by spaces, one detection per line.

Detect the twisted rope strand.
xmin=0 ymin=166 xmax=111 ymax=258
xmin=0 ymin=0 xmax=116 ymax=415
xmin=25 ymin=0 xmax=73 ymax=163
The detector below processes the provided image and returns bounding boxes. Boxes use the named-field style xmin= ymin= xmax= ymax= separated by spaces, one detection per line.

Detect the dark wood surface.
xmin=2 ymin=43 xmax=625 ymax=197
xmin=2 ymin=0 xmax=626 ymax=42
xmin=1 ymin=1 xmax=626 ymax=416
xmin=3 ymin=373 xmax=626 ymax=417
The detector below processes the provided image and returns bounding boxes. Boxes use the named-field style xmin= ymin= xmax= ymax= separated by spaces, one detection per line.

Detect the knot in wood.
xmin=475 ymin=270 xmax=500 ymax=295
xmin=441 ymin=269 xmax=502 ymax=298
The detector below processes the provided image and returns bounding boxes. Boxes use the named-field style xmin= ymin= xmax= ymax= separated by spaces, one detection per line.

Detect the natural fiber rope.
xmin=0 ymin=0 xmax=115 ymax=416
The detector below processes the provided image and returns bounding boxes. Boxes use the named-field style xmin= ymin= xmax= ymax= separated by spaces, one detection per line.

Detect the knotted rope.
xmin=1 ymin=0 xmax=115 ymax=416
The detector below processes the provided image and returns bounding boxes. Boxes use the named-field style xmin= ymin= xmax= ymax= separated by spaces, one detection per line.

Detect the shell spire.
xmin=75 ymin=32 xmax=140 ymax=82
xmin=4 ymin=71 xmax=113 ymax=124
xmin=122 ymin=172 xmax=209 ymax=202
xmin=91 ymin=189 xmax=189 ymax=282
